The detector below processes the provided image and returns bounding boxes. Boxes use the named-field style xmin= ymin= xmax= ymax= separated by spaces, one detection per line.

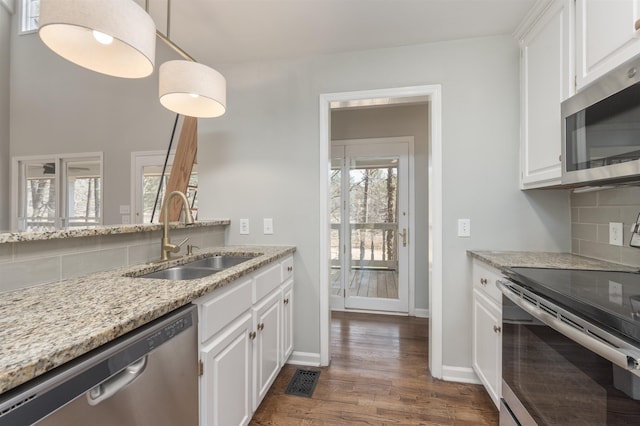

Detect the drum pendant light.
xmin=159 ymin=60 xmax=227 ymax=118
xmin=38 ymin=0 xmax=156 ymax=79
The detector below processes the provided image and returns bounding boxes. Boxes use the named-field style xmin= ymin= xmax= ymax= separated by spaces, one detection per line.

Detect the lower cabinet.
xmin=196 ymin=255 xmax=294 ymax=426
xmin=471 ymin=259 xmax=503 ymax=409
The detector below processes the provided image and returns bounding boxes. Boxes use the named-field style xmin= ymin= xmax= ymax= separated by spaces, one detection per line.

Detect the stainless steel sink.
xmin=138 ymin=266 xmax=220 ymax=280
xmin=136 ymin=255 xmax=255 ymax=280
xmin=186 ymin=255 xmax=254 ymax=270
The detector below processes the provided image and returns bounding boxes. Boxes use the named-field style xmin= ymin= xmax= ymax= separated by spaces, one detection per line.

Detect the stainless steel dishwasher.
xmin=0 ymin=304 xmax=198 ymax=426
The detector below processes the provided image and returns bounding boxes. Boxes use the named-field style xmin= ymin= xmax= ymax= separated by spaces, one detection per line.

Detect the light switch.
xmin=239 ymin=219 xmax=250 ymax=235
xmin=264 ymin=218 xmax=273 ymax=235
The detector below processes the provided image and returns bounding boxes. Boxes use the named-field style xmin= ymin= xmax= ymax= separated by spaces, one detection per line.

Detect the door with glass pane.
xmin=331 ymin=142 xmax=409 ymax=313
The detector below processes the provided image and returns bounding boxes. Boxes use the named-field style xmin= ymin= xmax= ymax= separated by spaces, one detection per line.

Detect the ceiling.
xmin=161 ymin=0 xmax=537 ymax=66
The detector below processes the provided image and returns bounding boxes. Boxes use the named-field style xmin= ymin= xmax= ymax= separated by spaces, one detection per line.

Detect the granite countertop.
xmin=0 ymin=220 xmax=230 ymax=244
xmin=0 ymin=245 xmax=295 ymax=395
xmin=468 ymin=250 xmax=639 ymax=272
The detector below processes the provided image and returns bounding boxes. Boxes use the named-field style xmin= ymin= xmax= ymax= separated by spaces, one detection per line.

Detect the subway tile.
xmin=571 ymin=191 xmax=598 ymax=207
xmin=571 ymin=207 xmax=580 ymax=223
xmin=128 ymin=243 xmax=159 ymax=266
xmin=61 ymin=248 xmax=128 ymax=280
xmin=571 ymin=223 xmax=597 ymax=242
xmin=578 ymin=207 xmax=621 ymax=224
xmin=598 ymin=187 xmax=640 ymax=206
xmin=596 ymin=224 xmax=610 ymax=244
xmin=0 ymin=243 xmax=12 ymax=263
xmin=571 ymin=238 xmax=580 ymax=254
xmin=620 ymin=246 xmax=640 ymax=268
xmin=0 ymin=257 xmax=61 ymax=293
xmin=578 ymin=240 xmax=620 ymax=264
xmin=622 ymin=206 xmax=640 ymax=226
xmin=13 ymin=237 xmax=98 ymax=260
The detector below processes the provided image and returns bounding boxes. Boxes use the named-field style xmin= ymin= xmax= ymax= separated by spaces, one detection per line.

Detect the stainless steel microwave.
xmin=562 ymin=55 xmax=640 ymax=186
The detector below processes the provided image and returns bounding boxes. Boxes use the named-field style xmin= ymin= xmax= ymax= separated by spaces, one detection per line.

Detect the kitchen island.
xmin=0 ymin=244 xmax=295 ymax=395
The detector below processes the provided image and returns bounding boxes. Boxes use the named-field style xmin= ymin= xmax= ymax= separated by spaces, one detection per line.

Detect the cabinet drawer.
xmin=254 ymin=263 xmax=281 ymax=303
xmin=281 ymin=256 xmax=293 ymax=282
xmin=472 ymin=259 xmax=503 ymax=304
xmin=200 ymin=278 xmax=253 ymax=343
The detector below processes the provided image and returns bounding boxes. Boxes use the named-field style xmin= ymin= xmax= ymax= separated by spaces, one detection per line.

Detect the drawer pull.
xmin=493 ymin=325 xmax=502 ymax=333
xmin=249 ymin=331 xmax=257 ymax=340
xmin=480 ymin=278 xmax=488 ymax=286
xmin=257 ymin=323 xmax=265 ymax=331
xmin=287 ymin=266 xmax=293 ymax=272
xmin=284 ymin=298 xmax=289 ymax=305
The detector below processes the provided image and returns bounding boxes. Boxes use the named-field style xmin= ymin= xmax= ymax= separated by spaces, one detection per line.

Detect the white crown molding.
xmin=1 ymin=0 xmax=14 ymax=14
xmin=513 ymin=0 xmax=554 ymax=40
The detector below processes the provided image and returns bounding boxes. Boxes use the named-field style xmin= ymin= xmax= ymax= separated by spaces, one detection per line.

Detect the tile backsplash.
xmin=571 ymin=186 xmax=640 ymax=267
xmin=0 ymin=225 xmax=226 ymax=293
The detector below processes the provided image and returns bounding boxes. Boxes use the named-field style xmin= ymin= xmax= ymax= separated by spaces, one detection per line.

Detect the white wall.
xmin=0 ymin=4 xmax=11 ymax=231
xmin=331 ymin=105 xmax=430 ymax=311
xmin=197 ymin=35 xmax=571 ymax=369
xmin=8 ymin=26 xmax=182 ymax=225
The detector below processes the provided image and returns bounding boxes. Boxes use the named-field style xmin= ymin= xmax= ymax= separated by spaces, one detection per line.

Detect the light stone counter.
xmin=468 ymin=250 xmax=639 ymax=272
xmin=0 ymin=245 xmax=295 ymax=395
xmin=0 ymin=220 xmax=230 ymax=244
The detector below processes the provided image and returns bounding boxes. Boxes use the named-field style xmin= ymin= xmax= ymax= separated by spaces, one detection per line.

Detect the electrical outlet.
xmin=239 ymin=219 xmax=250 ymax=235
xmin=457 ymin=219 xmax=471 ymax=237
xmin=610 ymin=222 xmax=623 ymax=246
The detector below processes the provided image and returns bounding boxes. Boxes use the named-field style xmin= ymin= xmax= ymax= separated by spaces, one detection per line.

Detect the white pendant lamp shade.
xmin=159 ymin=60 xmax=227 ymax=118
xmin=38 ymin=0 xmax=156 ymax=79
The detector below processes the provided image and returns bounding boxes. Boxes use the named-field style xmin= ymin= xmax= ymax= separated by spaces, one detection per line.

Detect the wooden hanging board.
xmin=161 ymin=116 xmax=198 ymax=222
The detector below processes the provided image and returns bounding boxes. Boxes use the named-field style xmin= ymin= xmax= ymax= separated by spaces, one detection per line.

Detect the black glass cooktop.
xmin=503 ymin=267 xmax=640 ymax=344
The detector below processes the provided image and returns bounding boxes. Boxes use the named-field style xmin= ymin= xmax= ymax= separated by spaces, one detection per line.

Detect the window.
xmin=20 ymin=0 xmax=39 ymax=33
xmin=131 ymin=151 xmax=197 ymax=224
xmin=12 ymin=153 xmax=103 ymax=231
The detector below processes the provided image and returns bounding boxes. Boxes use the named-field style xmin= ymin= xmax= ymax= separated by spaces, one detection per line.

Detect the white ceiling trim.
xmin=1 ymin=0 xmax=14 ymax=14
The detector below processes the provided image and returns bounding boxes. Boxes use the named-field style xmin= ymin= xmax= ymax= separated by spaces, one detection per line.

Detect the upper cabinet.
xmin=576 ymin=0 xmax=640 ymax=90
xmin=519 ymin=0 xmax=574 ymax=189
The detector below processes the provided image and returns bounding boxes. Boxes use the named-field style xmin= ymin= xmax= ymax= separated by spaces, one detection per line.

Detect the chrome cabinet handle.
xmin=249 ymin=331 xmax=257 ymax=340
xmin=493 ymin=325 xmax=502 ymax=333
xmin=283 ymin=298 xmax=289 ymax=305
xmin=287 ymin=266 xmax=293 ymax=272
xmin=480 ymin=278 xmax=488 ymax=286
xmin=257 ymin=323 xmax=264 ymax=331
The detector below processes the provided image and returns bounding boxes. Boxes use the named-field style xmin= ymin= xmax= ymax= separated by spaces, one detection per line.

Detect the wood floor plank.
xmin=251 ymin=311 xmax=498 ymax=425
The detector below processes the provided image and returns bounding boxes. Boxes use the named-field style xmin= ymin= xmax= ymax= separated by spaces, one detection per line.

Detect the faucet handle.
xmin=168 ymin=237 xmax=190 ymax=254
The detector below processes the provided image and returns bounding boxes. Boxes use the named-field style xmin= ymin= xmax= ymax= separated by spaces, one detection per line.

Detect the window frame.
xmin=11 ymin=152 xmax=104 ymax=231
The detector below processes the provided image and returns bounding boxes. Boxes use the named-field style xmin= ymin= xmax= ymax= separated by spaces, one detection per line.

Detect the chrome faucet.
xmin=159 ymin=191 xmax=195 ymax=262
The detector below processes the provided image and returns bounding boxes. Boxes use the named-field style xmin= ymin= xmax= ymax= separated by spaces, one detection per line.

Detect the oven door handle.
xmin=497 ymin=279 xmax=640 ymax=375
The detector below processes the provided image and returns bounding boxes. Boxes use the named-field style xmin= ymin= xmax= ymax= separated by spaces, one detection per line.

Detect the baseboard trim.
xmin=414 ymin=308 xmax=429 ymax=318
xmin=286 ymin=351 xmax=322 ymax=367
xmin=441 ymin=365 xmax=481 ymax=384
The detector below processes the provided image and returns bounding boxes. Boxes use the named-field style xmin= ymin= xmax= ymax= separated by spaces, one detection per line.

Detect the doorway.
xmin=330 ymin=139 xmax=411 ymax=313
xmin=319 ymin=85 xmax=443 ymax=379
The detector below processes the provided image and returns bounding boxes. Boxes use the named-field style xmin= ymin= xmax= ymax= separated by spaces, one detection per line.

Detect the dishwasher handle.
xmin=86 ymin=355 xmax=148 ymax=406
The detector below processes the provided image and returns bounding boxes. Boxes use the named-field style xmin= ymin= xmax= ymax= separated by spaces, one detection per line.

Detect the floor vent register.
xmin=284 ymin=369 xmax=320 ymax=398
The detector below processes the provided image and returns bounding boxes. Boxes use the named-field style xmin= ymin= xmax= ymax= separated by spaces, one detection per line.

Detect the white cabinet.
xmin=196 ymin=254 xmax=294 ymax=426
xmin=471 ymin=259 xmax=502 ymax=409
xmin=520 ymin=0 xmax=573 ymax=188
xmin=576 ymin=0 xmax=640 ymax=89
xmin=200 ymin=313 xmax=253 ymax=426
xmin=281 ymin=279 xmax=294 ymax=364
xmin=252 ymin=290 xmax=281 ymax=411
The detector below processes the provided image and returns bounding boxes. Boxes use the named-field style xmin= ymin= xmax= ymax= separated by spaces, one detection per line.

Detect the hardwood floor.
xmin=250 ymin=311 xmax=498 ymax=425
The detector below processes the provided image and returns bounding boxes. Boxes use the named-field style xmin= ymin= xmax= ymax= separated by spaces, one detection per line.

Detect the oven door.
xmin=499 ymin=281 xmax=640 ymax=425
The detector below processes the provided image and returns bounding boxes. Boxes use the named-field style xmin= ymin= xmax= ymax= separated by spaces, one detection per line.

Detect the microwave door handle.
xmin=497 ymin=280 xmax=640 ymax=375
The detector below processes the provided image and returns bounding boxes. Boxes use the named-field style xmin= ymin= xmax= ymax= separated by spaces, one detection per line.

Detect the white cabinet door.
xmin=252 ymin=290 xmax=281 ymax=411
xmin=281 ymin=279 xmax=294 ymax=363
xmin=201 ymin=312 xmax=253 ymax=426
xmin=520 ymin=0 xmax=573 ymax=188
xmin=472 ymin=288 xmax=502 ymax=409
xmin=576 ymin=0 xmax=640 ymax=89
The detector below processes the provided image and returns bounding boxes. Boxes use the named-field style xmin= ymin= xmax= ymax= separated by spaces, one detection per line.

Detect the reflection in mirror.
xmin=13 ymin=153 xmax=103 ymax=231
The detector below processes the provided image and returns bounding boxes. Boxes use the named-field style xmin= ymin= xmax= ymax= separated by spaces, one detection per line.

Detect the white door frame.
xmin=331 ymin=137 xmax=414 ymax=314
xmin=319 ymin=85 xmax=443 ymax=379
xmin=130 ymin=150 xmax=175 ymax=224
